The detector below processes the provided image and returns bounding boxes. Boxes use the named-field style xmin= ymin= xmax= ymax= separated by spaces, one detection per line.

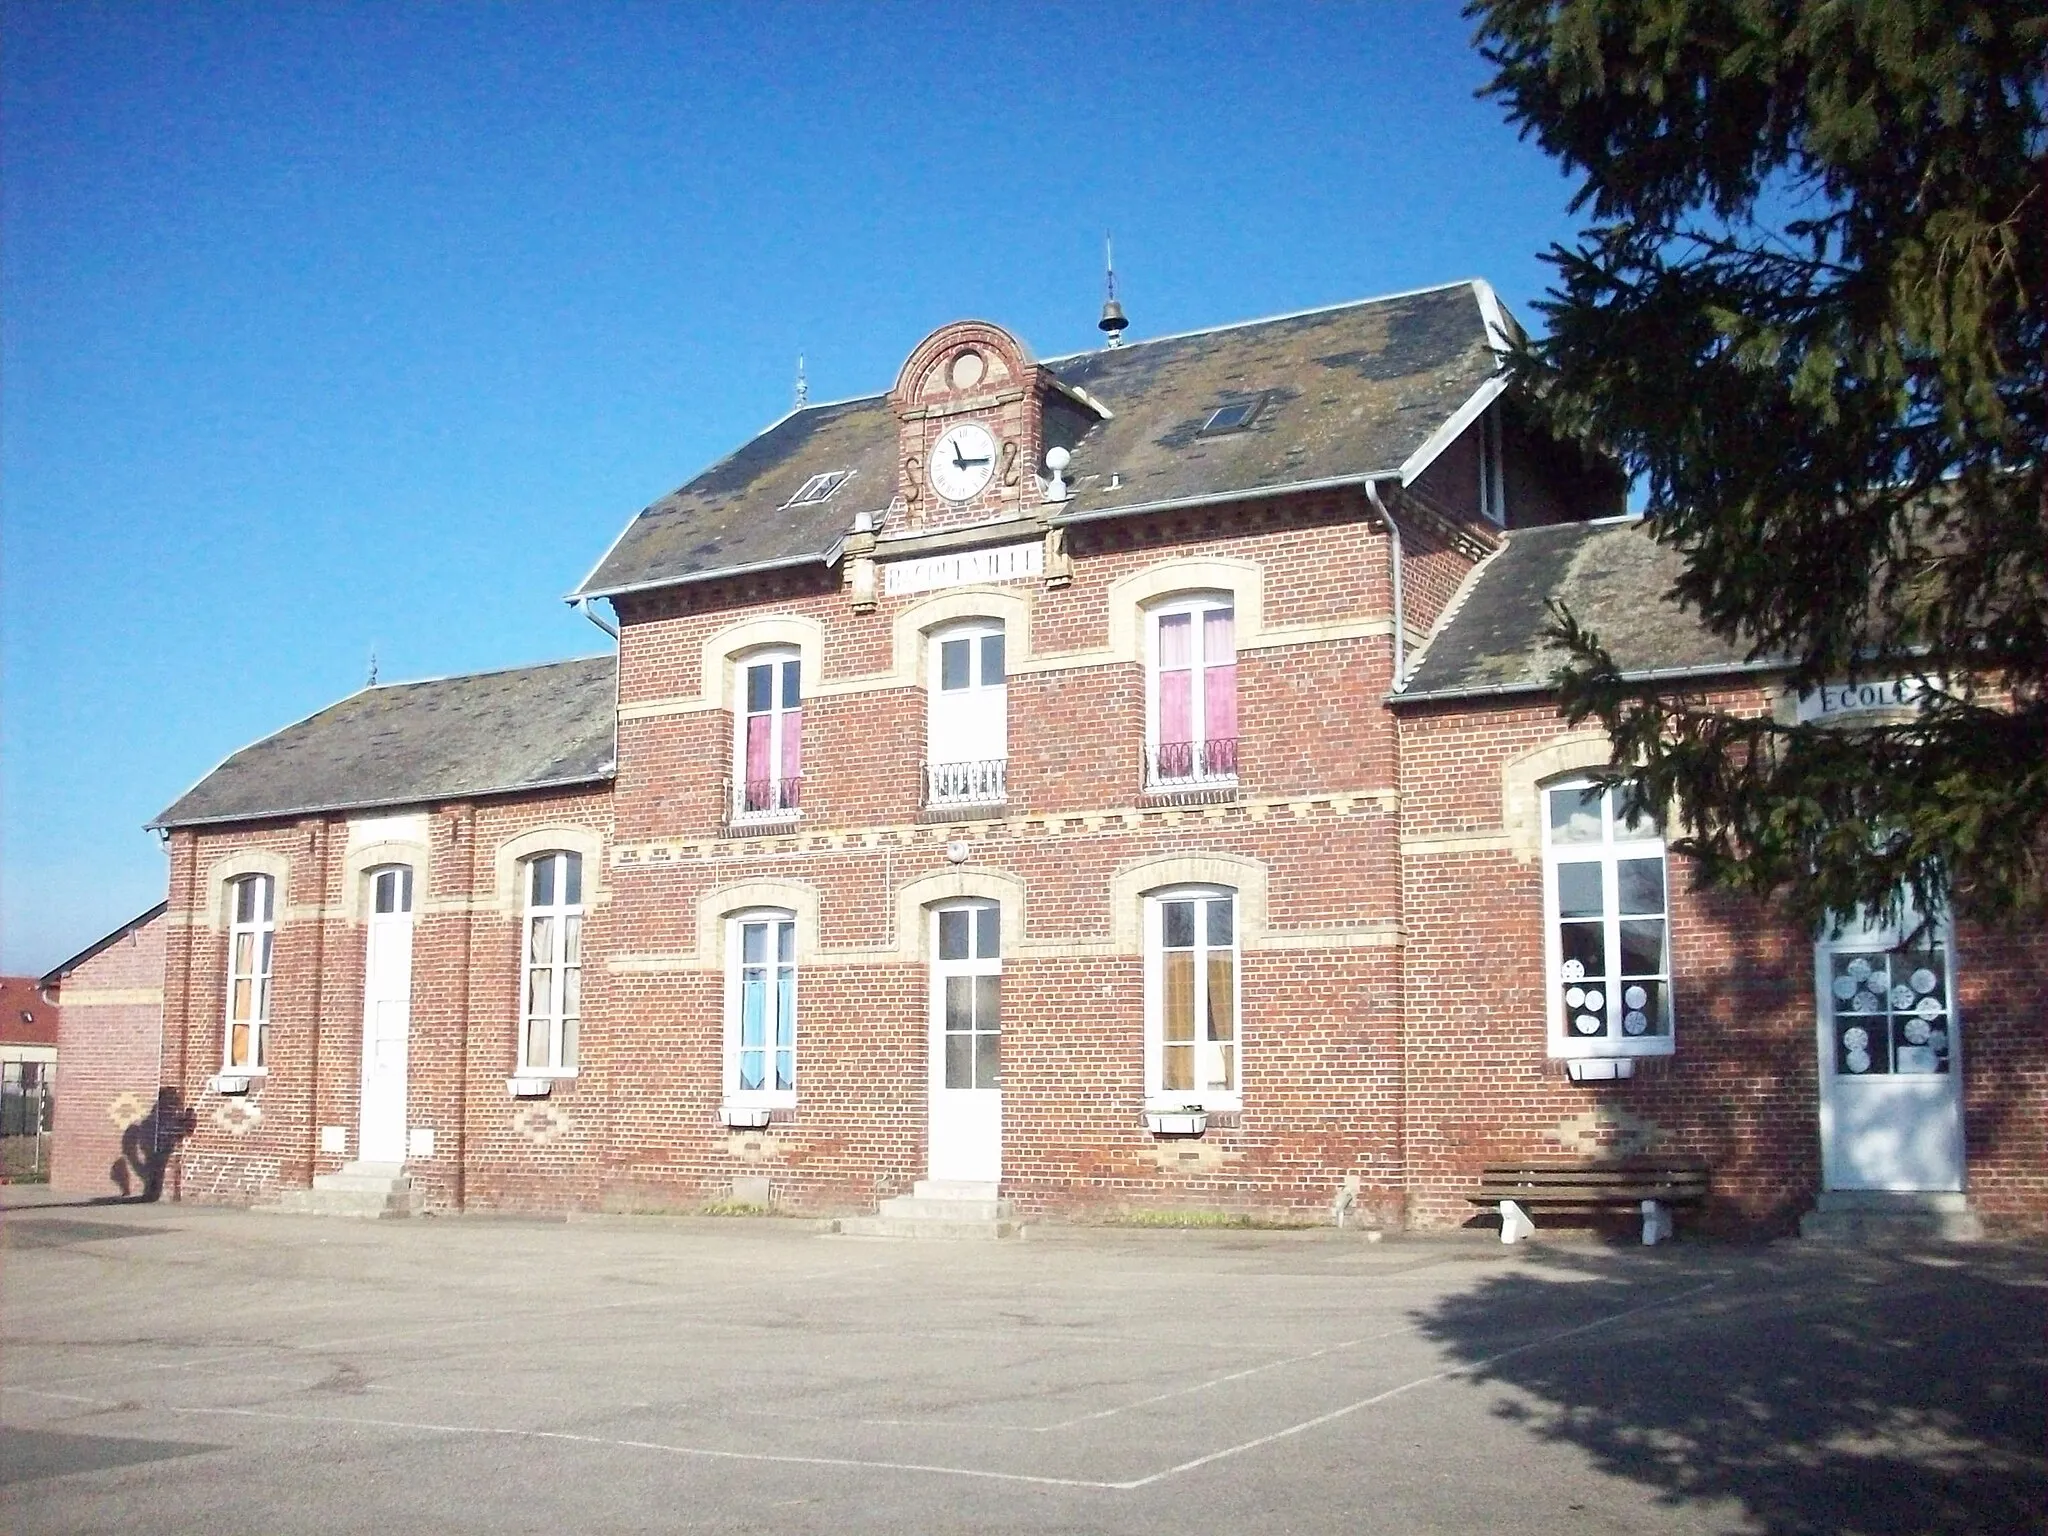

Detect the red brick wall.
xmin=1396 ymin=692 xmax=2048 ymax=1235
xmin=49 ymin=914 xmax=166 ymax=1198
xmin=160 ymin=788 xmax=613 ymax=1211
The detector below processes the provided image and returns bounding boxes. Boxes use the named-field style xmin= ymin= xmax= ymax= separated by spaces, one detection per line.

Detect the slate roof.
xmin=1396 ymin=519 xmax=1775 ymax=702
xmin=576 ymin=280 xmax=1510 ymax=599
xmin=153 ymin=656 xmax=617 ymax=829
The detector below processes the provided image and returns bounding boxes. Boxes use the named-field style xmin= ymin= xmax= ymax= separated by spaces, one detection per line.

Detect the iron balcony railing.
xmin=922 ymin=757 xmax=1007 ymax=809
xmin=1145 ymin=737 xmax=1239 ymax=789
xmin=724 ymin=773 xmax=803 ymax=824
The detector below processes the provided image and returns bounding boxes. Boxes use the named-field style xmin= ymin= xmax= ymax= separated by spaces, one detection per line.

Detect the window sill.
xmin=1140 ymin=781 xmax=1241 ymax=808
xmin=211 ymin=1070 xmax=266 ymax=1095
xmin=721 ymin=1098 xmax=796 ymax=1128
xmin=507 ymin=1071 xmax=577 ymax=1098
xmin=917 ymin=801 xmax=1008 ymax=824
xmin=722 ymin=815 xmax=802 ymax=839
xmin=1549 ymin=1037 xmax=1675 ymax=1061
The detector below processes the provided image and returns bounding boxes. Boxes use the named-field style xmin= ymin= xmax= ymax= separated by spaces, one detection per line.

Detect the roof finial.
xmin=1098 ymin=233 xmax=1128 ymax=347
xmin=366 ymin=648 xmax=379 ymax=687
xmin=793 ymin=352 xmax=808 ymax=410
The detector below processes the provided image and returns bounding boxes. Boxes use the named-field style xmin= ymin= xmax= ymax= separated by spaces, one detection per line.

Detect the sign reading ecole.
xmin=1796 ymin=676 xmax=1927 ymax=725
xmin=882 ymin=541 xmax=1042 ymax=597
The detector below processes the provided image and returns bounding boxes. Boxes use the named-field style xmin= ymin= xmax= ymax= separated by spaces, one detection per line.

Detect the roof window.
xmin=1199 ymin=398 xmax=1264 ymax=435
xmin=785 ymin=471 xmax=850 ymax=508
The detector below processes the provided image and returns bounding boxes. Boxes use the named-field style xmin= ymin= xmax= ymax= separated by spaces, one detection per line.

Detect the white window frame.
xmin=222 ymin=873 xmax=276 ymax=1073
xmin=1540 ymin=778 xmax=1675 ymax=1059
xmin=1145 ymin=593 xmax=1239 ymax=788
xmin=1142 ymin=884 xmax=1242 ymax=1110
xmin=931 ymin=898 xmax=1002 ymax=1091
xmin=723 ymin=908 xmax=798 ymax=1108
xmin=732 ymin=646 xmax=803 ymax=822
xmin=519 ymin=851 xmax=583 ymax=1077
xmin=925 ymin=620 xmax=1008 ymax=807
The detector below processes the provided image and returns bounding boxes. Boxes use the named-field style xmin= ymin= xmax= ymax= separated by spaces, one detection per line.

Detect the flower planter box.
xmin=720 ymin=1104 xmax=776 ymax=1130
xmin=1145 ymin=1109 xmax=1208 ymax=1138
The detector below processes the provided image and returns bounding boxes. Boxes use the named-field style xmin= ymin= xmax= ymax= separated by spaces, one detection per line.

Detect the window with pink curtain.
xmin=739 ymin=655 xmax=801 ymax=814
xmin=1152 ymin=603 xmax=1236 ymax=782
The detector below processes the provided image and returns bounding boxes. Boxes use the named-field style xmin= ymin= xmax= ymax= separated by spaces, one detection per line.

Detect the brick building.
xmin=138 ymin=281 xmax=2046 ymax=1234
xmin=35 ymin=905 xmax=167 ymax=1196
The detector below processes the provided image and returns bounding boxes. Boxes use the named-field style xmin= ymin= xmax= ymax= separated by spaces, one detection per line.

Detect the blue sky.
xmin=1 ymin=2 xmax=1584 ymax=974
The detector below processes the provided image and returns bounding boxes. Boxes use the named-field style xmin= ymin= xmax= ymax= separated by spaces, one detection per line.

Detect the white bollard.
xmin=1499 ymin=1199 xmax=1536 ymax=1244
xmin=1641 ymin=1199 xmax=1673 ymax=1246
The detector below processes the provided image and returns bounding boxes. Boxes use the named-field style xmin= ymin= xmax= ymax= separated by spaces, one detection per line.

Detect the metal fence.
xmin=1 ymin=1061 xmax=54 ymax=1181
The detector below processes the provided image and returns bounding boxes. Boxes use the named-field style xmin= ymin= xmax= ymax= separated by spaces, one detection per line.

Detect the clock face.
xmin=929 ymin=422 xmax=997 ymax=503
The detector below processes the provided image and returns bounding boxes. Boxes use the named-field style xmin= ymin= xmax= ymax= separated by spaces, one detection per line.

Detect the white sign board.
xmin=1796 ymin=676 xmax=1926 ymax=725
xmin=883 ymin=541 xmax=1043 ymax=597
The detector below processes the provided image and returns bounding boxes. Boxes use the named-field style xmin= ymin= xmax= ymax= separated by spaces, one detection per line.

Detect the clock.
xmin=929 ymin=422 xmax=997 ymax=503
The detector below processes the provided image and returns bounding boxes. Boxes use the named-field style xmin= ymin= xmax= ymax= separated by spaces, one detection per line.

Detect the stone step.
xmin=1800 ymin=1189 xmax=1984 ymax=1244
xmin=874 ymin=1196 xmax=1013 ymax=1222
xmin=834 ymin=1215 xmax=1021 ymax=1240
xmin=910 ymin=1179 xmax=1000 ymax=1202
xmin=312 ymin=1171 xmax=413 ymax=1194
xmin=268 ymin=1187 xmax=412 ymax=1219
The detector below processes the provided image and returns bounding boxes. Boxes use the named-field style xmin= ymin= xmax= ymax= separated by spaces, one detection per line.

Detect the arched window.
xmin=521 ymin=851 xmax=583 ymax=1074
xmin=725 ymin=908 xmax=797 ymax=1105
xmin=1143 ymin=884 xmax=1239 ymax=1106
xmin=1541 ymin=779 xmax=1672 ymax=1057
xmin=924 ymin=620 xmax=1007 ymax=808
xmin=224 ymin=873 xmax=276 ymax=1071
xmin=1147 ymin=595 xmax=1237 ymax=786
xmin=732 ymin=647 xmax=803 ymax=820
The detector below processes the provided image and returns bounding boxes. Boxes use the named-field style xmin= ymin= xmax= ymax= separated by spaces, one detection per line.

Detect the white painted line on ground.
xmin=1118 ymin=1279 xmax=1724 ymax=1488
xmin=166 ymin=1280 xmax=1723 ymax=1492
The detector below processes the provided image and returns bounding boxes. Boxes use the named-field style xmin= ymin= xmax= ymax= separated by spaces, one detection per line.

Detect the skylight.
xmin=785 ymin=471 xmax=850 ymax=508
xmin=1200 ymin=398 xmax=1263 ymax=434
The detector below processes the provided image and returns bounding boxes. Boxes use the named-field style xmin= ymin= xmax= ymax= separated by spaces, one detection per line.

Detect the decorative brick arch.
xmin=890 ymin=320 xmax=1035 ymax=410
xmin=694 ymin=879 xmax=821 ymax=969
xmin=1108 ymin=852 xmax=1271 ymax=955
xmin=893 ymin=867 xmax=1028 ymax=961
xmin=1500 ymin=731 xmax=1613 ymax=863
xmin=201 ymin=849 xmax=294 ymax=930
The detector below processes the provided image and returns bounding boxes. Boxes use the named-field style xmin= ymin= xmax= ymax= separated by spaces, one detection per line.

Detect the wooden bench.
xmin=1467 ymin=1158 xmax=1710 ymax=1245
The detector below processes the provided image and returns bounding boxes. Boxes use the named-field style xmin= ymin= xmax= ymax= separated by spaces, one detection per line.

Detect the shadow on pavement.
xmin=1410 ymin=1245 xmax=2047 ymax=1535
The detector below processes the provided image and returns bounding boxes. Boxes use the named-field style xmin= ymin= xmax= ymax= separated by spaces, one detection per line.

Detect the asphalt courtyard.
xmin=0 ymin=1196 xmax=2041 ymax=1535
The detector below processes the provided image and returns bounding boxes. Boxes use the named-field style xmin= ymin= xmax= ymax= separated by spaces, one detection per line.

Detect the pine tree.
xmin=1471 ymin=0 xmax=2047 ymax=929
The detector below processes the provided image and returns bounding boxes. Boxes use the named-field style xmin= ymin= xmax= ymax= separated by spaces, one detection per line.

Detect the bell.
xmin=1098 ymin=298 xmax=1129 ymax=337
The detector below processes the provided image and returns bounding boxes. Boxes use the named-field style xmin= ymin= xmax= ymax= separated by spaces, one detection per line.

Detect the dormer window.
xmin=1199 ymin=398 xmax=1264 ymax=435
xmin=784 ymin=471 xmax=850 ymax=509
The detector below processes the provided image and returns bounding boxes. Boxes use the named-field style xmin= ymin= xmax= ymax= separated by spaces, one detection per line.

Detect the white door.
xmin=358 ymin=866 xmax=415 ymax=1164
xmin=929 ymin=902 xmax=1001 ymax=1183
xmin=1816 ymin=909 xmax=1964 ymax=1191
xmin=927 ymin=626 xmax=1006 ymax=806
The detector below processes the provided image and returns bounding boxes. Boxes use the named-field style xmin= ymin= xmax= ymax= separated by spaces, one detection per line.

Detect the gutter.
xmin=1048 ymin=470 xmax=1399 ymax=529
xmin=572 ymin=547 xmax=836 ymax=605
xmin=149 ymin=770 xmax=619 ymax=832
xmin=1389 ymin=654 xmax=1792 ymax=707
xmin=1364 ymin=480 xmax=1406 ymax=686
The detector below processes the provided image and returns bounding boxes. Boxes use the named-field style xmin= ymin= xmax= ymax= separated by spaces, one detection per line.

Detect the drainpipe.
xmin=1365 ymin=479 xmax=1405 ymax=686
xmin=576 ymin=597 xmax=619 ymax=641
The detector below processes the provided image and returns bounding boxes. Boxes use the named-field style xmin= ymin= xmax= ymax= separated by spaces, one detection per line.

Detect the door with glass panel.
xmin=1816 ymin=908 xmax=1964 ymax=1191
xmin=358 ymin=865 xmax=414 ymax=1164
xmin=929 ymin=901 xmax=1001 ymax=1183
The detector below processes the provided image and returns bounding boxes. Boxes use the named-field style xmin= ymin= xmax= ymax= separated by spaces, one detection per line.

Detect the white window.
xmin=733 ymin=648 xmax=802 ymax=820
xmin=1144 ymin=886 xmax=1240 ymax=1107
xmin=725 ymin=909 xmax=797 ymax=1105
xmin=521 ymin=852 xmax=582 ymax=1074
xmin=223 ymin=873 xmax=275 ymax=1071
xmin=934 ymin=901 xmax=1002 ymax=1089
xmin=925 ymin=621 xmax=1007 ymax=807
xmin=783 ymin=470 xmax=850 ymax=508
xmin=1542 ymin=780 xmax=1673 ymax=1057
xmin=1147 ymin=596 xmax=1238 ymax=786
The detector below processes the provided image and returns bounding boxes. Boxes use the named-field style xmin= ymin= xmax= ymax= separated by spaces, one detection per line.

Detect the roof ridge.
xmin=1041 ymin=278 xmax=1483 ymax=363
xmin=361 ymin=652 xmax=616 ymax=694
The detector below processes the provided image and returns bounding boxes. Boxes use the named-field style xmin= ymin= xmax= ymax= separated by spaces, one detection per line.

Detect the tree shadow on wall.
xmin=108 ymin=1089 xmax=195 ymax=1202
xmin=1411 ymin=1245 xmax=2047 ymax=1536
